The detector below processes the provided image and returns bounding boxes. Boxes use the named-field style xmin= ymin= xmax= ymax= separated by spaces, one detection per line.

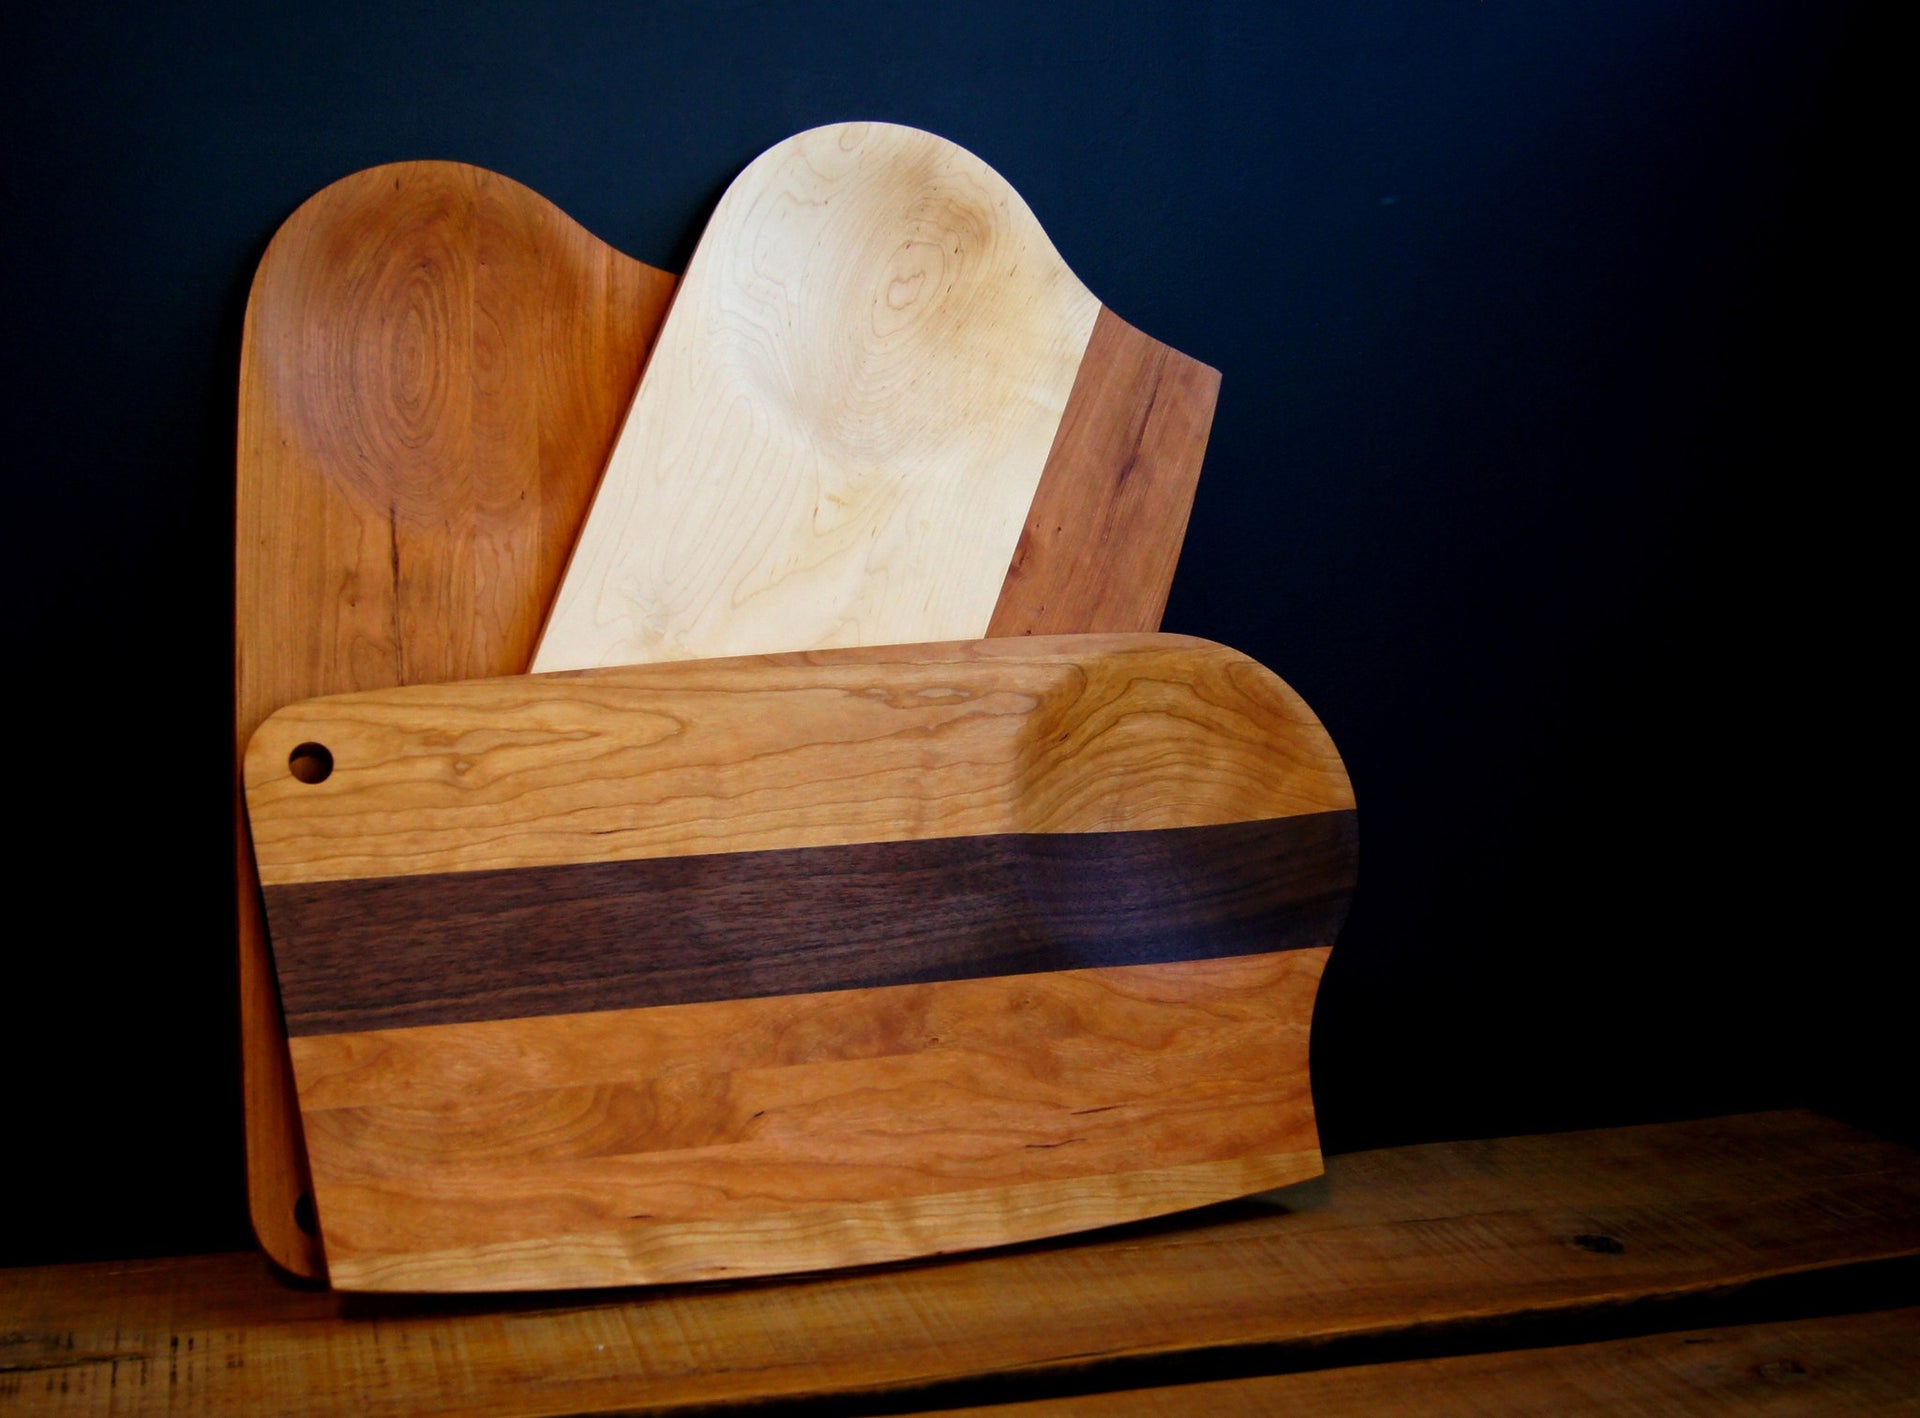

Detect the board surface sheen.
xmin=245 ymin=634 xmax=1355 ymax=1291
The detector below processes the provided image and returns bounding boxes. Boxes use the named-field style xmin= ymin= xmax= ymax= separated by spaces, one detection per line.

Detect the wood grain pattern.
xmin=235 ymin=160 xmax=676 ymax=1278
xmin=266 ymin=813 xmax=1354 ymax=1035
xmin=5 ymin=1113 xmax=1914 ymax=1414
xmin=240 ymin=634 xmax=1353 ymax=1290
xmin=532 ymin=122 xmax=1219 ymax=674
xmin=295 ymin=951 xmax=1326 ymax=1291
xmin=938 ymin=1310 xmax=1920 ymax=1415
xmin=245 ymin=634 xmax=1353 ymax=886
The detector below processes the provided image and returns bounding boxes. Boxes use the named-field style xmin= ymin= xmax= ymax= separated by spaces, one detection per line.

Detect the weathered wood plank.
xmin=936 ymin=1308 xmax=1920 ymax=1415
xmin=3 ymin=1112 xmax=1913 ymax=1414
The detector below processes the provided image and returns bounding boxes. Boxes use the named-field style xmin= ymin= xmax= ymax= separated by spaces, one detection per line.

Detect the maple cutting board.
xmin=243 ymin=634 xmax=1356 ymax=1292
xmin=235 ymin=160 xmax=677 ymax=1277
xmin=532 ymin=121 xmax=1222 ymax=673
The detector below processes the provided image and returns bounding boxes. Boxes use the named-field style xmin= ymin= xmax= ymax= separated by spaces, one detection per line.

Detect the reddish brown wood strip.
xmin=265 ymin=811 xmax=1355 ymax=1036
xmin=244 ymin=636 xmax=1354 ymax=888
xmin=288 ymin=951 xmax=1326 ymax=1290
xmin=300 ymin=973 xmax=1307 ymax=1172
xmin=988 ymin=306 xmax=1223 ymax=637
xmin=235 ymin=160 xmax=675 ymax=1277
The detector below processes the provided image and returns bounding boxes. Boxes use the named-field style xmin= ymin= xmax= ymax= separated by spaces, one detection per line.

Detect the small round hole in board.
xmin=289 ymin=743 xmax=334 ymax=784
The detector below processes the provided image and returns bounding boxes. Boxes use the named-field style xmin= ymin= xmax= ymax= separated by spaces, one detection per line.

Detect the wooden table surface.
xmin=4 ymin=1109 xmax=1915 ymax=1414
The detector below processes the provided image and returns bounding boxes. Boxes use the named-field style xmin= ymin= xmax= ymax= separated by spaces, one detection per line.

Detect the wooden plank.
xmin=235 ymin=160 xmax=675 ymax=1278
xmin=240 ymin=634 xmax=1352 ymax=1291
xmin=935 ymin=1308 xmax=1920 ymax=1415
xmin=4 ymin=1113 xmax=1914 ymax=1414
xmin=531 ymin=121 xmax=1219 ymax=675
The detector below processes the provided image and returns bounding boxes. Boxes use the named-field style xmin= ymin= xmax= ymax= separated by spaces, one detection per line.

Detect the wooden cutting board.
xmin=532 ymin=122 xmax=1222 ymax=673
xmin=235 ymin=160 xmax=677 ymax=1278
xmin=243 ymin=634 xmax=1356 ymax=1292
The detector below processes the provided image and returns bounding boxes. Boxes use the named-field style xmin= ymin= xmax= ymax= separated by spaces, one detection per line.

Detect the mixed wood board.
xmin=243 ymin=634 xmax=1356 ymax=1290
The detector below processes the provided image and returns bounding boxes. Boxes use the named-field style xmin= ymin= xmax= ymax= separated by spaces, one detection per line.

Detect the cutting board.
xmin=532 ymin=121 xmax=1222 ymax=673
xmin=243 ymin=634 xmax=1357 ymax=1292
xmin=235 ymin=160 xmax=677 ymax=1278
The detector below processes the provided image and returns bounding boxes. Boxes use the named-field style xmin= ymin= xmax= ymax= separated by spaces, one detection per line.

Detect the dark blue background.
xmin=3 ymin=1 xmax=1899 ymax=1264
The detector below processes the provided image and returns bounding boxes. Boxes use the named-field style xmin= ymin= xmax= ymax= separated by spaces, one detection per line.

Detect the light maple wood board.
xmin=235 ymin=160 xmax=676 ymax=1279
xmin=532 ymin=121 xmax=1221 ymax=674
xmin=243 ymin=633 xmax=1356 ymax=1291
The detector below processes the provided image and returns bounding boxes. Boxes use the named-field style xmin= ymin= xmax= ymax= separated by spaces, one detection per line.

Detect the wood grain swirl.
xmin=235 ymin=160 xmax=675 ymax=1277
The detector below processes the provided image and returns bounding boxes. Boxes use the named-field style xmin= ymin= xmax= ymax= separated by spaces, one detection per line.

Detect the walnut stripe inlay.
xmin=266 ymin=810 xmax=1356 ymax=1037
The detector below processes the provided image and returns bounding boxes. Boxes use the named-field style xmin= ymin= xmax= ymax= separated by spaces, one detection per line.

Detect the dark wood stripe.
xmin=267 ymin=811 xmax=1357 ymax=1036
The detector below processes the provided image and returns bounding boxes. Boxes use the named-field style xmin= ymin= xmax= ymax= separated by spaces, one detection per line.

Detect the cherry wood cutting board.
xmin=243 ymin=634 xmax=1356 ymax=1292
xmin=532 ymin=121 xmax=1222 ymax=673
xmin=235 ymin=160 xmax=678 ymax=1278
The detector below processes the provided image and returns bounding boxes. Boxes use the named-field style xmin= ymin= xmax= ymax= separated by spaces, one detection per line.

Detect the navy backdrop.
xmin=4 ymin=1 xmax=1899 ymax=1264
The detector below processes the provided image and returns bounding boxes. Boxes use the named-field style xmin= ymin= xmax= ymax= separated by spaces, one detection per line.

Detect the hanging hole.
xmin=289 ymin=743 xmax=334 ymax=784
